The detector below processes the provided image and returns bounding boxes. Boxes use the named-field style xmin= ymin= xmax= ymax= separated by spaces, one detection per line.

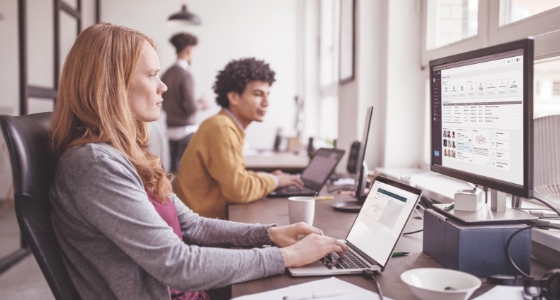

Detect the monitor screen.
xmin=430 ymin=39 xmax=533 ymax=197
xmin=301 ymin=148 xmax=345 ymax=189
xmin=346 ymin=177 xmax=421 ymax=269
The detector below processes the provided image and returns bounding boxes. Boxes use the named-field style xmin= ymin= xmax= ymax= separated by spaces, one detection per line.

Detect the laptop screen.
xmin=300 ymin=149 xmax=345 ymax=189
xmin=346 ymin=177 xmax=421 ymax=269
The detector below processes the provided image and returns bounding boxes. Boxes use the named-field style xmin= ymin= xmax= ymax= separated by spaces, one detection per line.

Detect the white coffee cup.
xmin=288 ymin=196 xmax=315 ymax=225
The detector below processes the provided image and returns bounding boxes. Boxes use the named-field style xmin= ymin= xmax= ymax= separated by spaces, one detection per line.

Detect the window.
xmin=318 ymin=0 xmax=340 ymax=141
xmin=500 ymin=0 xmax=560 ymax=26
xmin=421 ymin=0 xmax=560 ymax=167
xmin=426 ymin=0 xmax=478 ymax=50
xmin=534 ymin=57 xmax=560 ymax=118
xmin=319 ymin=0 xmax=340 ymax=87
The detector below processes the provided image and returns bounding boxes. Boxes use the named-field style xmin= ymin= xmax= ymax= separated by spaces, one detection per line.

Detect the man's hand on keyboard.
xmin=269 ymin=222 xmax=323 ymax=248
xmin=271 ymin=170 xmax=304 ymax=189
xmin=279 ymin=233 xmax=348 ymax=268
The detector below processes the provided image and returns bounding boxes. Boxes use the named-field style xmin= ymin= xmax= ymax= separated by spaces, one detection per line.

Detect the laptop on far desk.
xmin=268 ymin=148 xmax=345 ymax=198
xmin=288 ymin=176 xmax=422 ymax=276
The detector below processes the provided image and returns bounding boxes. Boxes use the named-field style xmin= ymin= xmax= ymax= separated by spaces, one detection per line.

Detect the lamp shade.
xmin=168 ymin=5 xmax=201 ymax=25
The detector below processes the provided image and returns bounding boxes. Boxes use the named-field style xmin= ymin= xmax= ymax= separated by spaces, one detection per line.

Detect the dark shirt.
xmin=161 ymin=65 xmax=197 ymax=127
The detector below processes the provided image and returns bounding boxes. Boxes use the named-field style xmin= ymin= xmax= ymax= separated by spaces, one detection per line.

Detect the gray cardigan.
xmin=49 ymin=143 xmax=285 ymax=300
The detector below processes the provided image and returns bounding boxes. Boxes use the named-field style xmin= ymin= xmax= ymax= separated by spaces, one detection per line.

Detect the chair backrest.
xmin=0 ymin=112 xmax=80 ymax=300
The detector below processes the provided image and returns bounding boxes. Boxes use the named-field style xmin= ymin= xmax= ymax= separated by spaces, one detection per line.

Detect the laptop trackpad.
xmin=303 ymin=260 xmax=325 ymax=268
xmin=287 ymin=260 xmax=330 ymax=276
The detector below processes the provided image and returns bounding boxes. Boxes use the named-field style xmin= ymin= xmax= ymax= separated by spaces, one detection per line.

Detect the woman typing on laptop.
xmin=49 ymin=23 xmax=346 ymax=300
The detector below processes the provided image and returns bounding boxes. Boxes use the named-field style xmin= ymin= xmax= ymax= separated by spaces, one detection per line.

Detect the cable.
xmin=532 ymin=196 xmax=560 ymax=217
xmin=505 ymin=226 xmax=532 ymax=277
xmin=403 ymin=206 xmax=425 ymax=235
xmin=413 ymin=206 xmax=424 ymax=220
xmin=506 ymin=224 xmax=560 ymax=277
xmin=503 ymin=195 xmax=560 ymax=277
xmin=362 ymin=269 xmax=384 ymax=300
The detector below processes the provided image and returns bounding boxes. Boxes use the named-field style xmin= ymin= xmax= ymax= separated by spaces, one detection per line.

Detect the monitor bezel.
xmin=429 ymin=38 xmax=534 ymax=198
xmin=356 ymin=106 xmax=374 ymax=200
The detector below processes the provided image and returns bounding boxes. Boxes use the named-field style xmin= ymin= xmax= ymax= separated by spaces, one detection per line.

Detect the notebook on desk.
xmin=288 ymin=176 xmax=422 ymax=276
xmin=268 ymin=148 xmax=345 ymax=198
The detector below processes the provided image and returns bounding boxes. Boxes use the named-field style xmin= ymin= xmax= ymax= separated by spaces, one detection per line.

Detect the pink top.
xmin=148 ymin=194 xmax=210 ymax=300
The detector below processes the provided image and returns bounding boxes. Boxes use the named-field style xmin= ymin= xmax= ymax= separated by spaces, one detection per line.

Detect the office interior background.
xmin=1 ymin=0 xmax=560 ymax=298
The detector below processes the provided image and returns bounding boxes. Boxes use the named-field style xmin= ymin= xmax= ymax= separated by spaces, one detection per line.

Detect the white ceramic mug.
xmin=288 ymin=196 xmax=315 ymax=225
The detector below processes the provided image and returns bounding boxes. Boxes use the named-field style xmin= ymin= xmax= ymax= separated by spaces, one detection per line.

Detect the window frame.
xmin=489 ymin=1 xmax=560 ymax=60
xmin=421 ymin=0 xmax=488 ymax=67
xmin=420 ymin=0 xmax=560 ymax=168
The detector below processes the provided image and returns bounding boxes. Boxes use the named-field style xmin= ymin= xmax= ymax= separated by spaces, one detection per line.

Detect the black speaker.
xmin=347 ymin=141 xmax=361 ymax=174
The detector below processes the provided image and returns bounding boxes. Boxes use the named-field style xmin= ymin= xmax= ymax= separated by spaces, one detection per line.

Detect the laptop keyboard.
xmin=278 ymin=186 xmax=316 ymax=194
xmin=320 ymin=250 xmax=369 ymax=269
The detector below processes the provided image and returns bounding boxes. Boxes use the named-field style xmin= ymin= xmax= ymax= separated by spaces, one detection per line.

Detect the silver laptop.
xmin=288 ymin=176 xmax=422 ymax=276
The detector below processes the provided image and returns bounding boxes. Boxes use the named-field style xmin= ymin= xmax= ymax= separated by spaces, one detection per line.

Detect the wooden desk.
xmin=244 ymin=152 xmax=309 ymax=173
xmin=229 ymin=194 xmax=550 ymax=299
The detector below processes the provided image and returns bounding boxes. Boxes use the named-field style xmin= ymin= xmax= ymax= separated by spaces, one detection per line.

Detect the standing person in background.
xmin=162 ymin=32 xmax=206 ymax=172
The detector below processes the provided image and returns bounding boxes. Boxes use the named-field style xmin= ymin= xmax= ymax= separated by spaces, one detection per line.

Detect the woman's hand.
xmin=269 ymin=222 xmax=323 ymax=247
xmin=279 ymin=234 xmax=348 ymax=267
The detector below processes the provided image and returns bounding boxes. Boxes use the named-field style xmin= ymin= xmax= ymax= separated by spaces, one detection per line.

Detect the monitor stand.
xmin=333 ymin=194 xmax=368 ymax=212
xmin=333 ymin=162 xmax=369 ymax=212
xmin=432 ymin=189 xmax=538 ymax=224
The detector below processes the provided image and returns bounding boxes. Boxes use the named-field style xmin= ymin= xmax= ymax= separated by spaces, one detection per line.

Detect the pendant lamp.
xmin=168 ymin=3 xmax=201 ymax=25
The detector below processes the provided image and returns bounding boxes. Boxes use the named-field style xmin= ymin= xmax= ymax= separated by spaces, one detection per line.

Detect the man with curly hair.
xmin=174 ymin=58 xmax=303 ymax=219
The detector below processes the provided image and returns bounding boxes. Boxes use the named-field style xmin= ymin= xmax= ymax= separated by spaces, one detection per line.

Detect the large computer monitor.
xmin=430 ymin=38 xmax=534 ymax=207
xmin=333 ymin=106 xmax=373 ymax=212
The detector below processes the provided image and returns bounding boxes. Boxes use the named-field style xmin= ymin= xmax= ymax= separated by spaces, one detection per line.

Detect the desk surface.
xmin=228 ymin=193 xmax=550 ymax=299
xmin=244 ymin=152 xmax=309 ymax=173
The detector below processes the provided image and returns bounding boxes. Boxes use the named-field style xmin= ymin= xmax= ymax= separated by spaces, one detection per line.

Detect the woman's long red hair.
xmin=50 ymin=23 xmax=172 ymax=203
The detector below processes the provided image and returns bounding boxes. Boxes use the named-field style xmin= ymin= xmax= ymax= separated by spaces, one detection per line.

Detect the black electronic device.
xmin=333 ymin=106 xmax=373 ymax=212
xmin=346 ymin=141 xmax=361 ymax=174
xmin=430 ymin=38 xmax=534 ymax=216
xmin=488 ymin=269 xmax=560 ymax=300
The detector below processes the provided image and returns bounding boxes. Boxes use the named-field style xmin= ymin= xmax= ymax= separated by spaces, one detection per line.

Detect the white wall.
xmin=0 ymin=0 xmax=18 ymax=199
xmin=336 ymin=0 xmax=423 ymax=172
xmin=299 ymin=0 xmax=320 ymax=146
xmin=0 ymin=0 xmax=97 ymax=199
xmin=0 ymin=0 xmax=18 ymax=117
xmin=336 ymin=0 xmax=387 ymax=172
xmin=383 ymin=0 xmax=423 ymax=167
xmin=102 ymin=0 xmax=299 ymax=150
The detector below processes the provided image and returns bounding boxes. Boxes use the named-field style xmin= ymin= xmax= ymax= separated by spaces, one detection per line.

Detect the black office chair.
xmin=0 ymin=112 xmax=80 ymax=300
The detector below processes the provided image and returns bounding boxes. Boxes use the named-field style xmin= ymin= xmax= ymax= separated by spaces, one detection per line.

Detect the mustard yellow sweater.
xmin=174 ymin=110 xmax=276 ymax=219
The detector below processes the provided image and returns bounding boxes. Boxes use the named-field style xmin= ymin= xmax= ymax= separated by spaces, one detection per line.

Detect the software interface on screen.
xmin=346 ymin=180 xmax=418 ymax=266
xmin=432 ymin=48 xmax=524 ymax=185
xmin=301 ymin=150 xmax=343 ymax=185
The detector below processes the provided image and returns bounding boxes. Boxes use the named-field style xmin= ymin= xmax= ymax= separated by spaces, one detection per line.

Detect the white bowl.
xmin=401 ymin=268 xmax=481 ymax=300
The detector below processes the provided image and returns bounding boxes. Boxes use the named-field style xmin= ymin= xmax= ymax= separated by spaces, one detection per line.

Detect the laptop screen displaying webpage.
xmin=301 ymin=149 xmax=344 ymax=187
xmin=346 ymin=179 xmax=420 ymax=268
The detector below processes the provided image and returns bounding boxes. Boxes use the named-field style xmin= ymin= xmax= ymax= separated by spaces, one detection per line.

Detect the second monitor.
xmin=333 ymin=106 xmax=374 ymax=212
